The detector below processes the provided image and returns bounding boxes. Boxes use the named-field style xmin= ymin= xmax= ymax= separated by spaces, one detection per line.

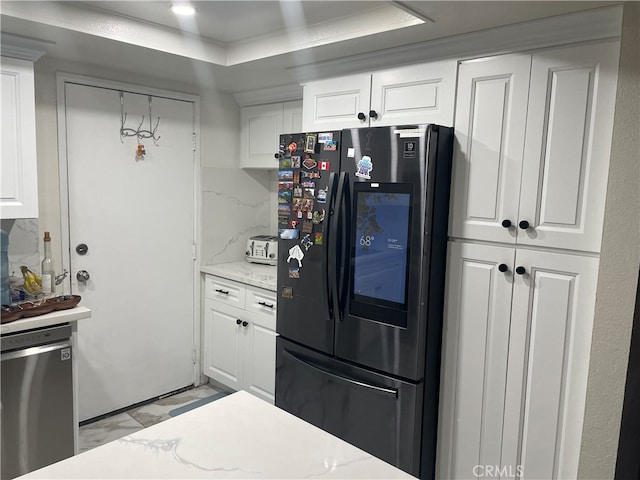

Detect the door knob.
xmin=76 ymin=270 xmax=90 ymax=283
xmin=498 ymin=263 xmax=509 ymax=273
xmin=501 ymin=219 xmax=512 ymax=228
xmin=515 ymin=266 xmax=527 ymax=275
xmin=369 ymin=110 xmax=378 ymax=119
xmin=518 ymin=220 xmax=530 ymax=230
xmin=357 ymin=112 xmax=366 ymax=121
xmin=76 ymin=243 xmax=88 ymax=255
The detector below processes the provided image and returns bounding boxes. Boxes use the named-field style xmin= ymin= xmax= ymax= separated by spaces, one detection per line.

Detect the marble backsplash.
xmin=1 ymin=219 xmax=41 ymax=279
xmin=201 ymin=167 xmax=274 ymax=265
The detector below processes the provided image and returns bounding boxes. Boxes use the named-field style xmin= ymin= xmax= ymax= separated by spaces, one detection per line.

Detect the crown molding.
xmin=1 ymin=33 xmax=52 ymax=61
xmin=234 ymin=84 xmax=303 ymax=107
xmin=290 ymin=5 xmax=623 ymax=84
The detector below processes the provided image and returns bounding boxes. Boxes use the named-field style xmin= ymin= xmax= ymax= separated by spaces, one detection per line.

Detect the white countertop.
xmin=201 ymin=261 xmax=277 ymax=291
xmin=1 ymin=306 xmax=91 ymax=334
xmin=20 ymin=390 xmax=414 ymax=479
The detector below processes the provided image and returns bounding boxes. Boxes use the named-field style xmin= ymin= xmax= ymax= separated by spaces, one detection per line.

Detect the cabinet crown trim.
xmin=234 ymin=84 xmax=303 ymax=107
xmin=1 ymin=33 xmax=51 ymax=61
xmin=289 ymin=5 xmax=622 ymax=83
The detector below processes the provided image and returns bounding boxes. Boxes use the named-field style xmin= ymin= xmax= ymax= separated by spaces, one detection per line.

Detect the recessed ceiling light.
xmin=171 ymin=3 xmax=196 ymax=16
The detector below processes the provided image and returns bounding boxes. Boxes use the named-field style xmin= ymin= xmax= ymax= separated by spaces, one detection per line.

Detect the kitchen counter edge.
xmin=1 ymin=306 xmax=92 ymax=334
xmin=201 ymin=261 xmax=276 ymax=292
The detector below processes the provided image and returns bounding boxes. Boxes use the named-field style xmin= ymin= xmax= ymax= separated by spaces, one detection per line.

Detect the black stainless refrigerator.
xmin=275 ymin=124 xmax=453 ymax=478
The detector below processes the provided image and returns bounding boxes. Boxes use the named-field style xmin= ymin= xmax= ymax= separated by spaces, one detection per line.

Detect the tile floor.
xmin=79 ymin=383 xmax=226 ymax=453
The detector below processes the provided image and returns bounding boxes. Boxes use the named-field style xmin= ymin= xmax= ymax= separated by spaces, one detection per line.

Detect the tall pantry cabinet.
xmin=438 ymin=40 xmax=620 ymax=480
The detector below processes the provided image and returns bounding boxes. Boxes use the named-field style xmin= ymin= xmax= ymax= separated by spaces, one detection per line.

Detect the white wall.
xmin=578 ymin=2 xmax=640 ymax=477
xmin=31 ymin=56 xmax=271 ymax=274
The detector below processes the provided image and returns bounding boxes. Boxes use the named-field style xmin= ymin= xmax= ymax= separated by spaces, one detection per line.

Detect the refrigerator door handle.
xmin=328 ymin=172 xmax=347 ymax=321
xmin=324 ymin=172 xmax=339 ymax=320
xmin=336 ymin=172 xmax=350 ymax=317
xmin=284 ymin=348 xmax=398 ymax=398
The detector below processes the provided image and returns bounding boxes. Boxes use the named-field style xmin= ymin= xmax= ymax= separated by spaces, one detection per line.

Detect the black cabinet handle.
xmin=258 ymin=301 xmax=274 ymax=309
xmin=242 ymin=321 xmax=249 ymax=327
xmin=369 ymin=110 xmax=378 ymax=119
xmin=501 ymin=219 xmax=512 ymax=228
xmin=236 ymin=319 xmax=242 ymax=325
xmin=498 ymin=263 xmax=509 ymax=273
xmin=215 ymin=289 xmax=229 ymax=295
xmin=357 ymin=112 xmax=366 ymax=121
xmin=519 ymin=220 xmax=530 ymax=230
xmin=515 ymin=266 xmax=527 ymax=275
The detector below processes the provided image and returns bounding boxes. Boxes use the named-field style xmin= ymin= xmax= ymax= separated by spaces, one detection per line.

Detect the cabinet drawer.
xmin=204 ymin=276 xmax=245 ymax=308
xmin=246 ymin=287 xmax=277 ymax=326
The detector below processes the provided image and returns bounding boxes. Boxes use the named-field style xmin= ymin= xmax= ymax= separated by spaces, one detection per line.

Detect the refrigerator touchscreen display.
xmin=352 ymin=184 xmax=412 ymax=311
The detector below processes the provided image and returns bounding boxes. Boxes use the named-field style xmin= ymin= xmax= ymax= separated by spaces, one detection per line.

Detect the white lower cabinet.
xmin=437 ymin=241 xmax=598 ymax=479
xmin=203 ymin=275 xmax=277 ymax=403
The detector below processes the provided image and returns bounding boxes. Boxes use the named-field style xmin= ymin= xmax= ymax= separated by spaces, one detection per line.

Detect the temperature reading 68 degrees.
xmin=360 ymin=235 xmax=375 ymax=247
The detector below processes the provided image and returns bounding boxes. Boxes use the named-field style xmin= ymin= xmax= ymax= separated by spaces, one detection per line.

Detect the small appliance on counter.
xmin=245 ymin=235 xmax=278 ymax=265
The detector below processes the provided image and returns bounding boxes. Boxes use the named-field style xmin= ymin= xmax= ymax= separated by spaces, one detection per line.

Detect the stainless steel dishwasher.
xmin=1 ymin=323 xmax=75 ymax=480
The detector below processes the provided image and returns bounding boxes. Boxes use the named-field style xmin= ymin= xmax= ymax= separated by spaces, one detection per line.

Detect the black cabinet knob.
xmin=515 ymin=266 xmax=526 ymax=275
xmin=236 ymin=319 xmax=242 ymax=325
xmin=357 ymin=112 xmax=366 ymax=121
xmin=519 ymin=220 xmax=530 ymax=230
xmin=242 ymin=321 xmax=249 ymax=327
xmin=369 ymin=110 xmax=378 ymax=119
xmin=274 ymin=153 xmax=280 ymax=159
xmin=501 ymin=219 xmax=512 ymax=228
xmin=498 ymin=263 xmax=509 ymax=273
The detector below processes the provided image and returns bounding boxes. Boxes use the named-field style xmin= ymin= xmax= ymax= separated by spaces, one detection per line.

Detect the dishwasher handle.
xmin=1 ymin=340 xmax=72 ymax=362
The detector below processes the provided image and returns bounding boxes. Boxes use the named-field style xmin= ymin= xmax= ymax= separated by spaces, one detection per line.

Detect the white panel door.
xmin=240 ymin=103 xmax=283 ymax=169
xmin=283 ymin=100 xmax=303 ymax=134
xmin=65 ymin=84 xmax=195 ymax=420
xmin=436 ymin=241 xmax=515 ymax=480
xmin=244 ymin=321 xmax=277 ymax=403
xmin=502 ymin=249 xmax=599 ymax=479
xmin=517 ymin=41 xmax=620 ymax=252
xmin=449 ymin=53 xmax=531 ymax=243
xmin=302 ymin=73 xmax=372 ymax=130
xmin=0 ymin=57 xmax=38 ymax=219
xmin=204 ymin=304 xmax=243 ymax=391
xmin=370 ymin=59 xmax=457 ymax=127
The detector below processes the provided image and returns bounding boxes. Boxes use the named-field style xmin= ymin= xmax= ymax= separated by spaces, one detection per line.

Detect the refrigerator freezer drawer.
xmin=275 ymin=337 xmax=423 ymax=476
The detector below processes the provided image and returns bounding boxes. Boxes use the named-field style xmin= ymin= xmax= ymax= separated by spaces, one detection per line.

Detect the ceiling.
xmin=0 ymin=1 xmax=619 ymax=93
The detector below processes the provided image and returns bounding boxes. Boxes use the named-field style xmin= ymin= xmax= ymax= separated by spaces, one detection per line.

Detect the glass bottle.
xmin=41 ymin=232 xmax=54 ymax=296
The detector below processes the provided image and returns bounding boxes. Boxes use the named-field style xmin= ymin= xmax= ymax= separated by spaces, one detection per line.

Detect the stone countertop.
xmin=19 ymin=390 xmax=414 ymax=479
xmin=201 ymin=261 xmax=277 ymax=292
xmin=1 ymin=306 xmax=91 ymax=334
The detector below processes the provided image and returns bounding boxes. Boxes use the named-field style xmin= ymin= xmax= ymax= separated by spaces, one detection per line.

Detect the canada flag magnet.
xmin=319 ymin=161 xmax=330 ymax=171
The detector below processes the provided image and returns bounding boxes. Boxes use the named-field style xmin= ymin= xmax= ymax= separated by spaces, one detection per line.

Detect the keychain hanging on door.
xmin=135 ymin=143 xmax=146 ymax=162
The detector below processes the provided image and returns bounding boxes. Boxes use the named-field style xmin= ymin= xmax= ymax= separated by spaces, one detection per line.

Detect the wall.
xmin=578 ymin=2 xmax=640 ymax=478
xmin=27 ymin=55 xmax=271 ymax=287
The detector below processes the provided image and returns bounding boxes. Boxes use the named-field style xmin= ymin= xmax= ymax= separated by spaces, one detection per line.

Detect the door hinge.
xmin=192 ymin=132 xmax=197 ymax=152
xmin=192 ymin=244 xmax=197 ymax=261
xmin=192 ymin=346 xmax=197 ymax=364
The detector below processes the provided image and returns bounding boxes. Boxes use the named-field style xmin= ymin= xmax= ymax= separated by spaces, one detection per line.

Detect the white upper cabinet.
xmin=240 ymin=100 xmax=302 ymax=169
xmin=449 ymin=53 xmax=532 ymax=245
xmin=302 ymin=73 xmax=372 ymax=130
xmin=302 ymin=59 xmax=457 ymax=131
xmin=1 ymin=56 xmax=38 ymax=219
xmin=517 ymin=41 xmax=620 ymax=252
xmin=450 ymin=41 xmax=620 ymax=253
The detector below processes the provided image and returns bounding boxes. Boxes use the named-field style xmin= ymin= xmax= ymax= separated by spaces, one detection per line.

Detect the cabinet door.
xmin=517 ymin=41 xmax=620 ymax=252
xmin=448 ymin=53 xmax=531 ymax=243
xmin=436 ymin=241 xmax=515 ymax=480
xmin=370 ymin=59 xmax=457 ymax=127
xmin=244 ymin=321 xmax=277 ymax=403
xmin=302 ymin=74 xmax=372 ymax=131
xmin=502 ymin=249 xmax=599 ymax=479
xmin=203 ymin=301 xmax=243 ymax=391
xmin=1 ymin=56 xmax=38 ymax=218
xmin=240 ymin=103 xmax=283 ymax=169
xmin=283 ymin=100 xmax=303 ymax=133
